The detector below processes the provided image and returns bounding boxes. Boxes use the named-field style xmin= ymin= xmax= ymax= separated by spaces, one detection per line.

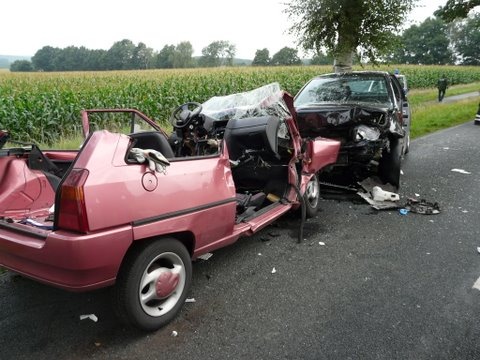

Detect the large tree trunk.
xmin=333 ymin=50 xmax=354 ymax=73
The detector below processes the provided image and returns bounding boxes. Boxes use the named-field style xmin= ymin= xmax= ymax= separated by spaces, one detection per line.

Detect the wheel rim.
xmin=305 ymin=177 xmax=320 ymax=208
xmin=138 ymin=252 xmax=186 ymax=317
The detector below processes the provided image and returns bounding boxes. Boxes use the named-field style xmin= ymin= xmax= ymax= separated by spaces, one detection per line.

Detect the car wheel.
xmin=114 ymin=238 xmax=192 ymax=331
xmin=303 ymin=174 xmax=320 ymax=218
xmin=379 ymin=138 xmax=402 ymax=188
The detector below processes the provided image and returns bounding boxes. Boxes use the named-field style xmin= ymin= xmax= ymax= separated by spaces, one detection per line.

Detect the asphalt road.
xmin=1 ymin=120 xmax=480 ymax=360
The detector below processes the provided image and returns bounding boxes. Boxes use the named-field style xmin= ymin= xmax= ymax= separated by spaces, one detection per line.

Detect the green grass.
xmin=411 ymin=98 xmax=478 ymax=138
xmin=408 ymin=82 xmax=480 ymax=106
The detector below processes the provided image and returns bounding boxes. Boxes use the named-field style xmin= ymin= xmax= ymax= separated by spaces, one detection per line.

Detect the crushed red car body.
xmin=0 ymin=83 xmax=340 ymax=330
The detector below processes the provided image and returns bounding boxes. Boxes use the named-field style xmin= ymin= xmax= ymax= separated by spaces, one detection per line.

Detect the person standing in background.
xmin=437 ymin=75 xmax=448 ymax=102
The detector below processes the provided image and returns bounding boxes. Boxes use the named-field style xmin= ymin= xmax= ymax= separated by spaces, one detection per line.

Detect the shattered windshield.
xmin=201 ymin=82 xmax=291 ymax=122
xmin=295 ymin=75 xmax=393 ymax=107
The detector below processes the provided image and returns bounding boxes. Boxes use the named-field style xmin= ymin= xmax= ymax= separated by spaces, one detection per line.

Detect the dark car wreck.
xmin=294 ymin=71 xmax=411 ymax=188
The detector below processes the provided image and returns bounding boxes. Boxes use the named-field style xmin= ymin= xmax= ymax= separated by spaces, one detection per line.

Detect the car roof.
xmin=313 ymin=71 xmax=391 ymax=79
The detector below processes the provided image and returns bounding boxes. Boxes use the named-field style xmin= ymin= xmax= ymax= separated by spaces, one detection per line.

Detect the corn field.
xmin=1 ymin=65 xmax=480 ymax=144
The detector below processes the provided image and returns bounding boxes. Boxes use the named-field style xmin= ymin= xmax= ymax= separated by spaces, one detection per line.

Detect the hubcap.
xmin=306 ymin=178 xmax=319 ymax=208
xmin=139 ymin=252 xmax=185 ymax=317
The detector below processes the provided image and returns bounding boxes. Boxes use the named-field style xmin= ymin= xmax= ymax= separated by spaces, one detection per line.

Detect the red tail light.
xmin=57 ymin=169 xmax=90 ymax=233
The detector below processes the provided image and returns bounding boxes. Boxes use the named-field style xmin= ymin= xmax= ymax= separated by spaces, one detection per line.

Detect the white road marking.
xmin=472 ymin=277 xmax=480 ymax=291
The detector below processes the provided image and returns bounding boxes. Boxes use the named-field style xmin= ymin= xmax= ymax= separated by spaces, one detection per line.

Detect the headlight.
xmin=353 ymin=125 xmax=381 ymax=142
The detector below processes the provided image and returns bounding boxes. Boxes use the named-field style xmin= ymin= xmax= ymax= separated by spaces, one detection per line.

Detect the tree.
xmin=32 ymin=46 xmax=61 ymax=71
xmin=435 ymin=0 xmax=480 ymax=22
xmin=10 ymin=60 xmax=34 ymax=72
xmin=132 ymin=42 xmax=154 ymax=69
xmin=154 ymin=45 xmax=175 ymax=68
xmin=451 ymin=13 xmax=480 ymax=64
xmin=285 ymin=0 xmax=417 ymax=72
xmin=106 ymin=39 xmax=136 ymax=70
xmin=393 ymin=17 xmax=453 ymax=65
xmin=270 ymin=47 xmax=302 ymax=66
xmin=252 ymin=48 xmax=270 ymax=66
xmin=172 ymin=42 xmax=194 ymax=68
xmin=198 ymin=41 xmax=236 ymax=67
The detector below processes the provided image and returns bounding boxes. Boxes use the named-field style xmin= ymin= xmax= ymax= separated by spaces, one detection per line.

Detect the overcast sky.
xmin=1 ymin=0 xmax=447 ymax=59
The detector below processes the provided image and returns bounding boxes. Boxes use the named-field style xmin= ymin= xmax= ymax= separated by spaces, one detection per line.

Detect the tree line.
xmin=9 ymin=39 xmax=305 ymax=72
xmin=9 ymin=5 xmax=480 ymax=72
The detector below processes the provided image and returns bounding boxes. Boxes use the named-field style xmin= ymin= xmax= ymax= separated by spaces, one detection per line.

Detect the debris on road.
xmin=451 ymin=168 xmax=471 ymax=174
xmin=319 ymin=242 xmax=326 ymax=246
xmin=371 ymin=186 xmax=400 ymax=202
xmin=171 ymin=331 xmax=178 ymax=337
xmin=357 ymin=191 xmax=401 ymax=210
xmin=357 ymin=178 xmax=401 ymax=210
xmin=185 ymin=298 xmax=196 ymax=303
xmin=79 ymin=314 xmax=98 ymax=322
xmin=197 ymin=253 xmax=213 ymax=261
xmin=405 ymin=198 xmax=440 ymax=215
xmin=477 ymin=247 xmax=480 ymax=254
xmin=399 ymin=209 xmax=409 ymax=215
xmin=271 ymin=267 xmax=277 ymax=274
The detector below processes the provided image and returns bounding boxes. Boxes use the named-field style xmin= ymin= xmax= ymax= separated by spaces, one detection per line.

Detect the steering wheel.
xmin=169 ymin=102 xmax=203 ymax=129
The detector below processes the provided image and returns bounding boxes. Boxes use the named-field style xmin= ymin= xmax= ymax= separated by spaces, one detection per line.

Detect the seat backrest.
xmin=130 ymin=131 xmax=175 ymax=159
xmin=224 ymin=116 xmax=280 ymax=160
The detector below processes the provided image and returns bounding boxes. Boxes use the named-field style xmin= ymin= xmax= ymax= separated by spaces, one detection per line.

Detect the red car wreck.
xmin=0 ymin=83 xmax=340 ymax=330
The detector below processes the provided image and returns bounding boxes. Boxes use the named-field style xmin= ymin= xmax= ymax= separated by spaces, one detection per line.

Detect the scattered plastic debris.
xmin=443 ymin=147 xmax=450 ymax=150
xmin=185 ymin=298 xmax=196 ymax=303
xmin=357 ymin=178 xmax=401 ymax=210
xmin=357 ymin=191 xmax=401 ymax=210
xmin=80 ymin=314 xmax=98 ymax=322
xmin=405 ymin=198 xmax=440 ymax=215
xmin=462 ymin=210 xmax=469 ymax=213
xmin=197 ymin=253 xmax=213 ymax=261
xmin=399 ymin=209 xmax=409 ymax=215
xmin=171 ymin=331 xmax=178 ymax=337
xmin=319 ymin=242 xmax=326 ymax=246
xmin=271 ymin=267 xmax=277 ymax=274
xmin=400 ymin=170 xmax=404 ymax=175
xmin=372 ymin=186 xmax=400 ymax=202
xmin=258 ymin=253 xmax=262 ymax=256
xmin=477 ymin=247 xmax=480 ymax=254
xmin=451 ymin=168 xmax=471 ymax=174
xmin=415 ymin=193 xmax=420 ymax=197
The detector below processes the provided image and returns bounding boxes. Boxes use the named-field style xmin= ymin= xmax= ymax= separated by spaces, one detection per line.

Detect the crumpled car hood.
xmin=296 ymin=104 xmax=404 ymax=139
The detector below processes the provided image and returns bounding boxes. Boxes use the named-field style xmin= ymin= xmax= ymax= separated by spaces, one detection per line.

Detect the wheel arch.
xmin=117 ymin=231 xmax=195 ymax=277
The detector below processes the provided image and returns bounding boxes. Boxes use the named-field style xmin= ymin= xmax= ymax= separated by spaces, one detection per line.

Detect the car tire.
xmin=379 ymin=138 xmax=402 ymax=188
xmin=303 ymin=174 xmax=320 ymax=218
xmin=114 ymin=238 xmax=192 ymax=331
xmin=404 ymin=133 xmax=410 ymax=154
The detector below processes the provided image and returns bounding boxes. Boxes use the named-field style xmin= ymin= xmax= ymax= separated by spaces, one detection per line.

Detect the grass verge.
xmin=411 ymin=98 xmax=478 ymax=138
xmin=409 ymin=82 xmax=480 ymax=106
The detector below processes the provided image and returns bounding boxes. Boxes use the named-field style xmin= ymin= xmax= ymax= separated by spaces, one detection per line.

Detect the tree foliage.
xmin=270 ymin=47 xmax=302 ymax=66
xmin=199 ymin=41 xmax=236 ymax=67
xmin=285 ymin=0 xmax=417 ymax=71
xmin=451 ymin=13 xmax=480 ymax=64
xmin=393 ymin=17 xmax=453 ymax=65
xmin=9 ymin=60 xmax=34 ymax=72
xmin=252 ymin=48 xmax=270 ymax=66
xmin=172 ymin=42 xmax=194 ymax=68
xmin=435 ymin=0 xmax=480 ymax=22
